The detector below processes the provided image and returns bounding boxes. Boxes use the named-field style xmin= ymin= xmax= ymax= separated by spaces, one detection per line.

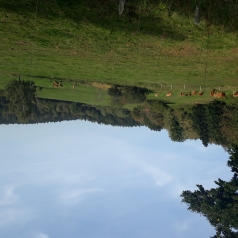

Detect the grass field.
xmin=0 ymin=0 xmax=237 ymax=106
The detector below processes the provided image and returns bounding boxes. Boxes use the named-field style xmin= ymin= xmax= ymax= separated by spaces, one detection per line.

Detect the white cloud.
xmin=33 ymin=232 xmax=49 ymax=238
xmin=126 ymin=155 xmax=174 ymax=188
xmin=0 ymin=208 xmax=34 ymax=227
xmin=174 ymin=219 xmax=189 ymax=231
xmin=59 ymin=188 xmax=104 ymax=205
xmin=0 ymin=186 xmax=18 ymax=206
xmin=144 ymin=165 xmax=173 ymax=187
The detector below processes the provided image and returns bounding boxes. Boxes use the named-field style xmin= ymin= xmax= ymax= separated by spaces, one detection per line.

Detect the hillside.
xmin=0 ymin=0 xmax=238 ymax=98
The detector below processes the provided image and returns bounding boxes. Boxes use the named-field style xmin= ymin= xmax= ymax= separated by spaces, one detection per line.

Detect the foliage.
xmin=189 ymin=101 xmax=227 ymax=147
xmin=169 ymin=116 xmax=184 ymax=142
xmin=108 ymin=85 xmax=122 ymax=99
xmin=1 ymin=80 xmax=238 ymax=149
xmin=4 ymin=79 xmax=36 ymax=122
xmin=123 ymin=86 xmax=147 ymax=104
xmin=227 ymin=145 xmax=238 ymax=173
xmin=181 ymin=146 xmax=238 ymax=238
xmin=108 ymin=85 xmax=147 ymax=104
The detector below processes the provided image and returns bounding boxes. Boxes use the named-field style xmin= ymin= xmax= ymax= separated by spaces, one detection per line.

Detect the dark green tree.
xmin=108 ymin=85 xmax=122 ymax=99
xmin=227 ymin=144 xmax=238 ymax=173
xmin=169 ymin=117 xmax=184 ymax=142
xmin=181 ymin=146 xmax=238 ymax=238
xmin=191 ymin=104 xmax=210 ymax=147
xmin=123 ymin=86 xmax=147 ymax=104
xmin=108 ymin=85 xmax=147 ymax=105
xmin=4 ymin=78 xmax=37 ymax=122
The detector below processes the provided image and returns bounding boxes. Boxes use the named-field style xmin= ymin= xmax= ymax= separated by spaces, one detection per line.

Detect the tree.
xmin=181 ymin=147 xmax=238 ymax=238
xmin=123 ymin=86 xmax=147 ymax=104
xmin=169 ymin=117 xmax=184 ymax=142
xmin=108 ymin=85 xmax=122 ymax=99
xmin=108 ymin=85 xmax=147 ymax=105
xmin=190 ymin=104 xmax=210 ymax=147
xmin=4 ymin=78 xmax=37 ymax=122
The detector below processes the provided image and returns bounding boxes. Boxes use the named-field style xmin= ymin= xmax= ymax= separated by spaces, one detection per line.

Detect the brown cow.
xmin=155 ymin=93 xmax=158 ymax=97
xmin=210 ymin=89 xmax=216 ymax=96
xmin=166 ymin=92 xmax=172 ymax=97
xmin=192 ymin=91 xmax=198 ymax=95
xmin=73 ymin=84 xmax=76 ymax=88
xmin=214 ymin=91 xmax=226 ymax=98
xmin=180 ymin=92 xmax=184 ymax=96
xmin=53 ymin=84 xmax=58 ymax=88
xmin=213 ymin=92 xmax=220 ymax=98
xmin=218 ymin=91 xmax=226 ymax=98
xmin=59 ymin=84 xmax=63 ymax=87
xmin=198 ymin=91 xmax=204 ymax=96
xmin=233 ymin=91 xmax=238 ymax=97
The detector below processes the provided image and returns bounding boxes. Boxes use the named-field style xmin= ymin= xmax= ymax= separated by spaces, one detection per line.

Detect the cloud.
xmin=0 ymin=208 xmax=34 ymax=227
xmin=0 ymin=186 xmax=18 ymax=206
xmin=144 ymin=165 xmax=173 ymax=187
xmin=174 ymin=219 xmax=189 ymax=231
xmin=33 ymin=232 xmax=49 ymax=238
xmin=127 ymin=156 xmax=174 ymax=188
xmin=59 ymin=188 xmax=104 ymax=205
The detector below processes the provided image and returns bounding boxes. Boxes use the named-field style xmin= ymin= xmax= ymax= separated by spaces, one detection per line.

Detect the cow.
xmin=166 ymin=92 xmax=172 ymax=97
xmin=217 ymin=91 xmax=226 ymax=98
xmin=53 ymin=84 xmax=58 ymax=88
xmin=198 ymin=91 xmax=204 ymax=96
xmin=214 ymin=91 xmax=226 ymax=98
xmin=180 ymin=92 xmax=184 ymax=96
xmin=155 ymin=93 xmax=158 ymax=97
xmin=73 ymin=84 xmax=76 ymax=88
xmin=210 ymin=89 xmax=216 ymax=96
xmin=233 ymin=91 xmax=238 ymax=97
xmin=192 ymin=91 xmax=198 ymax=95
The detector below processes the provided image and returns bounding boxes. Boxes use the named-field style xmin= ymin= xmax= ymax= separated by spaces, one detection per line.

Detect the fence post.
xmin=219 ymin=86 xmax=221 ymax=91
xmin=200 ymin=86 xmax=202 ymax=91
xmin=171 ymin=84 xmax=172 ymax=90
xmin=184 ymin=84 xmax=185 ymax=90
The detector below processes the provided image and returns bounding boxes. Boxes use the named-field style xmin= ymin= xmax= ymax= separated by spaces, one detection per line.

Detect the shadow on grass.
xmin=0 ymin=0 xmax=187 ymax=41
xmin=2 ymin=0 xmax=237 ymax=46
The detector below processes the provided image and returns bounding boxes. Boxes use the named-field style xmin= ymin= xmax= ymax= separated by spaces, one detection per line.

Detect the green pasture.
xmin=146 ymin=90 xmax=233 ymax=106
xmin=0 ymin=74 xmax=111 ymax=106
xmin=0 ymin=0 xmax=238 ymax=107
xmin=2 ymin=72 xmax=237 ymax=108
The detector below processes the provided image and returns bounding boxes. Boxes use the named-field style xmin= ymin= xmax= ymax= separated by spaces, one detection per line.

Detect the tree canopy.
xmin=4 ymin=78 xmax=37 ymax=122
xmin=181 ymin=145 xmax=238 ymax=238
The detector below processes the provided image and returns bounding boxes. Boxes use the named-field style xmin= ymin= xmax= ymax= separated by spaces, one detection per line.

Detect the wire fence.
xmin=146 ymin=83 xmax=236 ymax=93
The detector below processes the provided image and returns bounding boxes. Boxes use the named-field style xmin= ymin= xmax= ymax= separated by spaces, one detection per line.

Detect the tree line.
xmin=2 ymin=79 xmax=238 ymax=148
xmin=181 ymin=144 xmax=238 ymax=238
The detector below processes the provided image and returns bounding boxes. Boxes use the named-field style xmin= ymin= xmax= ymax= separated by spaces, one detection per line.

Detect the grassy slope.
xmin=0 ymin=0 xmax=237 ymax=105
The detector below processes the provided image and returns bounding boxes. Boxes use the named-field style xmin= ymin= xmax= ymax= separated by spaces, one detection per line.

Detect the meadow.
xmin=0 ymin=0 xmax=237 ymax=106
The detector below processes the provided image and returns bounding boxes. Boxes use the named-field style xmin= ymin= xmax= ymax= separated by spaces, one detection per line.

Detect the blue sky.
xmin=0 ymin=121 xmax=232 ymax=238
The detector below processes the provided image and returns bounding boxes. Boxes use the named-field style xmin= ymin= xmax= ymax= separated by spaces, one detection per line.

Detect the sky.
xmin=0 ymin=120 xmax=232 ymax=238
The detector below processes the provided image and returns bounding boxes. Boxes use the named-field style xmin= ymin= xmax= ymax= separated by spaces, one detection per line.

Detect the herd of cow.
xmin=155 ymin=89 xmax=238 ymax=98
xmin=50 ymin=81 xmax=238 ymax=99
xmin=53 ymin=81 xmax=63 ymax=88
xmin=52 ymin=81 xmax=77 ymax=88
